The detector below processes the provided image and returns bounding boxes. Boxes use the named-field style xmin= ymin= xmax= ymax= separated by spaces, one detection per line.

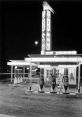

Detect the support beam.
xmin=78 ymin=64 xmax=80 ymax=93
xmin=11 ymin=66 xmax=13 ymax=83
xmin=39 ymin=68 xmax=44 ymax=92
xmin=29 ymin=59 xmax=32 ymax=91
xmin=23 ymin=66 xmax=25 ymax=79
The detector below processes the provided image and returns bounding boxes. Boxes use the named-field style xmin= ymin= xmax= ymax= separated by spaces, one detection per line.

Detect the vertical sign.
xmin=41 ymin=11 xmax=46 ymax=51
xmin=69 ymin=67 xmax=76 ymax=85
xmin=46 ymin=10 xmax=51 ymax=51
xmin=41 ymin=2 xmax=54 ymax=54
xmin=41 ymin=10 xmax=51 ymax=51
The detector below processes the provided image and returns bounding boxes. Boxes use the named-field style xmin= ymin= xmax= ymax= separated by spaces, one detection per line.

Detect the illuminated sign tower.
xmin=41 ymin=1 xmax=54 ymax=55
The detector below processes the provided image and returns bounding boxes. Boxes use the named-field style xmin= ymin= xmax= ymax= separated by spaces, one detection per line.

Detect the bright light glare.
xmin=15 ymin=66 xmax=17 ymax=69
xmin=45 ymin=51 xmax=53 ymax=55
xmin=7 ymin=61 xmax=37 ymax=66
xmin=41 ymin=51 xmax=45 ymax=55
xmin=25 ymin=57 xmax=82 ymax=63
xmin=34 ymin=41 xmax=38 ymax=45
xmin=27 ymin=67 xmax=29 ymax=70
xmin=58 ymin=65 xmax=77 ymax=68
xmin=38 ymin=65 xmax=50 ymax=68
xmin=55 ymin=51 xmax=77 ymax=55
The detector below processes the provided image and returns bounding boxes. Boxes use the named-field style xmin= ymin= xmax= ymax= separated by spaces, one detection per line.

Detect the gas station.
xmin=7 ymin=1 xmax=82 ymax=94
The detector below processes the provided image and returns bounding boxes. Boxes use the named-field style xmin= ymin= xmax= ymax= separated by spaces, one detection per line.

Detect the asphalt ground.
xmin=0 ymin=82 xmax=82 ymax=117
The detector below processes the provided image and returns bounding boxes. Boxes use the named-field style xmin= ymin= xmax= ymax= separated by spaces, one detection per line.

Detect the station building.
xmin=7 ymin=1 xmax=82 ymax=93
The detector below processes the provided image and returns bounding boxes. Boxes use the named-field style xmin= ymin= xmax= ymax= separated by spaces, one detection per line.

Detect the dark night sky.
xmin=0 ymin=0 xmax=82 ymax=60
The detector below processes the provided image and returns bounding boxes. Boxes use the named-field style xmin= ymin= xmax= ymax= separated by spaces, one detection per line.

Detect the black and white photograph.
xmin=0 ymin=0 xmax=82 ymax=117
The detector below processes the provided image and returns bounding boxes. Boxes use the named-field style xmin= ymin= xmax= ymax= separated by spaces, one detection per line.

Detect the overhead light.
xmin=15 ymin=66 xmax=17 ymax=69
xmin=25 ymin=57 xmax=82 ymax=62
xmin=55 ymin=51 xmax=77 ymax=55
xmin=58 ymin=65 xmax=77 ymax=68
xmin=38 ymin=65 xmax=50 ymax=68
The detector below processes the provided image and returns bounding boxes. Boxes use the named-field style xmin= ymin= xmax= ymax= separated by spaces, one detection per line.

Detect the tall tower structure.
xmin=41 ymin=1 xmax=54 ymax=55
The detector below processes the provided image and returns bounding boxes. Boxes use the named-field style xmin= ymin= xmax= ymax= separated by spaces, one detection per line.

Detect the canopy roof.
xmin=7 ymin=60 xmax=37 ymax=66
xmin=25 ymin=54 xmax=82 ymax=63
xmin=7 ymin=53 xmax=82 ymax=66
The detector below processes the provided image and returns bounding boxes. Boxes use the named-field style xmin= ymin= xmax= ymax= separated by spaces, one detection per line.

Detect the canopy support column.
xmin=29 ymin=60 xmax=32 ymax=91
xmin=23 ymin=66 xmax=25 ymax=79
xmin=11 ymin=66 xmax=13 ymax=83
xmin=78 ymin=64 xmax=80 ymax=93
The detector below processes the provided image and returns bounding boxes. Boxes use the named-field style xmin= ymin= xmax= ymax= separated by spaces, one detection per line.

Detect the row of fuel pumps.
xmin=13 ymin=66 xmax=37 ymax=84
xmin=12 ymin=65 xmax=80 ymax=93
xmin=39 ymin=65 xmax=78 ymax=93
xmin=14 ymin=68 xmax=23 ymax=84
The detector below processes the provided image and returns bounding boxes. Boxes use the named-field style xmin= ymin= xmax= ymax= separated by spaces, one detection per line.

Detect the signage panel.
xmin=41 ymin=11 xmax=46 ymax=51
xmin=69 ymin=68 xmax=76 ymax=85
xmin=46 ymin=10 xmax=51 ymax=51
xmin=41 ymin=2 xmax=54 ymax=53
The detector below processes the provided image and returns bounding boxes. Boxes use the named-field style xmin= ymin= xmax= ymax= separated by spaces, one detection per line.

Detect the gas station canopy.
xmin=7 ymin=60 xmax=37 ymax=66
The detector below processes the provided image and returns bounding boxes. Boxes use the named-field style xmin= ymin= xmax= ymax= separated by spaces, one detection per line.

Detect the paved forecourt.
xmin=0 ymin=114 xmax=16 ymax=117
